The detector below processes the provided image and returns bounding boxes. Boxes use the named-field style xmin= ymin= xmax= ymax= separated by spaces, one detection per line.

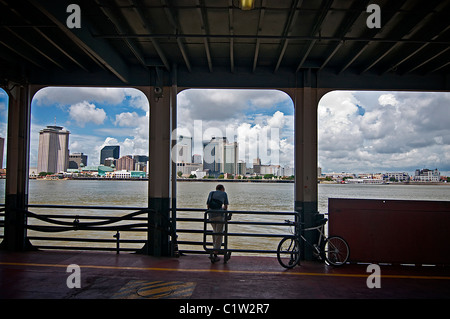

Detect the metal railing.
xmin=25 ymin=204 xmax=149 ymax=253
xmin=0 ymin=204 xmax=298 ymax=255
xmin=175 ymin=208 xmax=296 ymax=255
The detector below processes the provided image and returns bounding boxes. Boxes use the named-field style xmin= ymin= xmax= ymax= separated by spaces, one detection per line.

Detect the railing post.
xmin=113 ymin=231 xmax=120 ymax=254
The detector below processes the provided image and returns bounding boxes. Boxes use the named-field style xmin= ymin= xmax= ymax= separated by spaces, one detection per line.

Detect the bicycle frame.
xmin=293 ymin=219 xmax=328 ymax=257
xmin=278 ymin=217 xmax=349 ymax=268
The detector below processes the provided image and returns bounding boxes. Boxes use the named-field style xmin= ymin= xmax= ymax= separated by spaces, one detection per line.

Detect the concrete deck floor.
xmin=1 ymin=249 xmax=449 ymax=316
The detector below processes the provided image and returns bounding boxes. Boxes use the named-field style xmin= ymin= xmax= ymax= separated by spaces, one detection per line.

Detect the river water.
xmin=1 ymin=180 xmax=449 ymax=254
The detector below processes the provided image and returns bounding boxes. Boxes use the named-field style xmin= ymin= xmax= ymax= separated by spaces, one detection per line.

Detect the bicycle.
xmin=277 ymin=217 xmax=350 ymax=268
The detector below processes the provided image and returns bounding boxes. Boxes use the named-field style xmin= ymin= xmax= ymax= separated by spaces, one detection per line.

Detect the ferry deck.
xmin=1 ymin=250 xmax=449 ymax=300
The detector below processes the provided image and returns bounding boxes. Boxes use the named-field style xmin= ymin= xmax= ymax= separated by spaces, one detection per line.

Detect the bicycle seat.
xmin=315 ymin=218 xmax=328 ymax=226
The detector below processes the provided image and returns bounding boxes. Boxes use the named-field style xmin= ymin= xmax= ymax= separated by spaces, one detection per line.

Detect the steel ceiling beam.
xmin=29 ymin=0 xmax=131 ymax=83
xmin=296 ymin=0 xmax=334 ymax=72
xmin=0 ymin=39 xmax=45 ymax=69
xmin=95 ymin=33 xmax=450 ymax=45
xmin=96 ymin=0 xmax=147 ymax=68
xmin=382 ymin=2 xmax=450 ymax=74
xmin=338 ymin=0 xmax=409 ymax=74
xmin=0 ymin=0 xmax=89 ymax=72
xmin=4 ymin=26 xmax=66 ymax=70
xmin=406 ymin=47 xmax=450 ymax=74
xmin=197 ymin=0 xmax=213 ymax=72
xmin=160 ymin=0 xmax=192 ymax=72
xmin=228 ymin=0 xmax=234 ymax=73
xmin=252 ymin=0 xmax=266 ymax=72
xmin=130 ymin=0 xmax=171 ymax=71
xmin=319 ymin=0 xmax=370 ymax=71
xmin=383 ymin=33 xmax=448 ymax=75
xmin=274 ymin=0 xmax=303 ymax=73
xmin=361 ymin=0 xmax=447 ymax=74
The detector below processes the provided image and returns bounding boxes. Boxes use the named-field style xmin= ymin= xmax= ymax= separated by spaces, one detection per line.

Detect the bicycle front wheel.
xmin=322 ymin=236 xmax=350 ymax=266
xmin=277 ymin=236 xmax=301 ymax=269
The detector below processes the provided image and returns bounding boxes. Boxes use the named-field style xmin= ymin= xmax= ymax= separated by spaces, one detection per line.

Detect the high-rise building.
xmin=133 ymin=155 xmax=149 ymax=172
xmin=176 ymin=135 xmax=192 ymax=163
xmin=37 ymin=125 xmax=70 ymax=173
xmin=192 ymin=154 xmax=202 ymax=164
xmin=202 ymin=137 xmax=240 ymax=176
xmin=100 ymin=145 xmax=120 ymax=164
xmin=68 ymin=152 xmax=88 ymax=169
xmin=253 ymin=158 xmax=261 ymax=174
xmin=116 ymin=155 xmax=135 ymax=171
xmin=203 ymin=137 xmax=227 ymax=176
xmin=224 ymin=142 xmax=239 ymax=175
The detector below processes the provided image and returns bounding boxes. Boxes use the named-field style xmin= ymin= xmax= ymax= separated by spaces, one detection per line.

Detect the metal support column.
xmin=0 ymin=82 xmax=33 ymax=251
xmin=292 ymin=76 xmax=320 ymax=261
xmin=145 ymin=85 xmax=175 ymax=256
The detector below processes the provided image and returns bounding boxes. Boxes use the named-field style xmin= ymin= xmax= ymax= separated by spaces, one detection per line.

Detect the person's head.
xmin=216 ymin=184 xmax=225 ymax=191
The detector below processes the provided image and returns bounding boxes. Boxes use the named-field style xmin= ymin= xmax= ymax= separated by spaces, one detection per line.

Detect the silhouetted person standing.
xmin=206 ymin=184 xmax=229 ymax=262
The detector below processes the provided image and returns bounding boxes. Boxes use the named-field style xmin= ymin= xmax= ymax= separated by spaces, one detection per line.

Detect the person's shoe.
xmin=209 ymin=254 xmax=221 ymax=263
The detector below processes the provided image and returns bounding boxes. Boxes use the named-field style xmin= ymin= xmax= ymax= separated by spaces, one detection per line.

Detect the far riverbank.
xmin=29 ymin=177 xmax=450 ymax=186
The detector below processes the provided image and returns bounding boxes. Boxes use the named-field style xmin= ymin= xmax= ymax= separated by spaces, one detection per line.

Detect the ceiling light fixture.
xmin=239 ymin=0 xmax=254 ymax=10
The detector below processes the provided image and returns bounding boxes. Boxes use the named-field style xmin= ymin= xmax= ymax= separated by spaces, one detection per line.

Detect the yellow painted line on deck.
xmin=1 ymin=261 xmax=449 ymax=281
xmin=112 ymin=280 xmax=197 ymax=299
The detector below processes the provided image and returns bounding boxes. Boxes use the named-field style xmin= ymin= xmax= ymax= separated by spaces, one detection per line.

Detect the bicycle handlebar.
xmin=284 ymin=218 xmax=328 ymax=227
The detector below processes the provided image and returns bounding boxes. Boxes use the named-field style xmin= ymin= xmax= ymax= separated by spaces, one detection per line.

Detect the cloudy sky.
xmin=319 ymin=91 xmax=450 ymax=176
xmin=0 ymin=87 xmax=448 ymax=175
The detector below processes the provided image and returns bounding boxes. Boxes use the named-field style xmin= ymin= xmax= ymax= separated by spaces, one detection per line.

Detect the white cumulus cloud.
xmin=69 ymin=101 xmax=106 ymax=127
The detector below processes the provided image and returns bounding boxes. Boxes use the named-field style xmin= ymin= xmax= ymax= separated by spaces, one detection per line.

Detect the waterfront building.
xmin=283 ymin=166 xmax=295 ymax=177
xmin=259 ymin=164 xmax=281 ymax=176
xmin=346 ymin=178 xmax=384 ymax=184
xmin=98 ymin=165 xmax=114 ymax=177
xmin=324 ymin=172 xmax=356 ymax=180
xmin=413 ymin=168 xmax=440 ymax=182
xmin=111 ymin=169 xmax=131 ymax=179
xmin=176 ymin=162 xmax=203 ymax=176
xmin=190 ymin=169 xmax=207 ymax=179
xmin=68 ymin=152 xmax=88 ymax=169
xmin=100 ymin=145 xmax=120 ymax=165
xmin=383 ymin=172 xmax=410 ymax=182
xmin=37 ymin=125 xmax=70 ymax=173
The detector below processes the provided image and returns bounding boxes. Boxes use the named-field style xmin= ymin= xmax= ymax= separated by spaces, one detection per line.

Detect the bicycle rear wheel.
xmin=277 ymin=236 xmax=301 ymax=269
xmin=322 ymin=236 xmax=350 ymax=266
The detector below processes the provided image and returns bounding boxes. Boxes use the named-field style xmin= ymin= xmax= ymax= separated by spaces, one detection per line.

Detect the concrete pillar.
xmin=145 ymin=85 xmax=175 ymax=256
xmin=292 ymin=86 xmax=319 ymax=260
xmin=0 ymin=83 xmax=33 ymax=251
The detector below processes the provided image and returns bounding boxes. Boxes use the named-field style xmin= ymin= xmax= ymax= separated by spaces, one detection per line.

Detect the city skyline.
xmin=0 ymin=88 xmax=449 ymax=176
